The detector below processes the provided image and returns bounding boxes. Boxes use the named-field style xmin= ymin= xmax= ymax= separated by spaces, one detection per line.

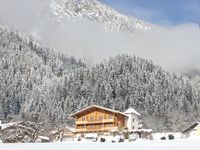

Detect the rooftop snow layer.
xmin=124 ymin=108 xmax=141 ymax=116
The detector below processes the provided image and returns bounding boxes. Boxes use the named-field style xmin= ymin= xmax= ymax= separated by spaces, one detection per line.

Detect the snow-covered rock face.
xmin=50 ymin=0 xmax=152 ymax=32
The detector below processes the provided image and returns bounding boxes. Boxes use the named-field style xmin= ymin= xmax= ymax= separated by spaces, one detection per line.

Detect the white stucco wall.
xmin=125 ymin=113 xmax=139 ymax=130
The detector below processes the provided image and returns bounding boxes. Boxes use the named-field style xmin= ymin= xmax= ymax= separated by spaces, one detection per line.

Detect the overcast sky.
xmin=101 ymin=0 xmax=200 ymax=25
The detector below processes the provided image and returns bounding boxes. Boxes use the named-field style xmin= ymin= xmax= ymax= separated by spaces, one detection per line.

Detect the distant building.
xmin=182 ymin=122 xmax=200 ymax=138
xmin=69 ymin=105 xmax=140 ymax=133
xmin=132 ymin=129 xmax=153 ymax=139
xmin=0 ymin=121 xmax=23 ymax=131
xmin=49 ymin=126 xmax=76 ymax=141
xmin=124 ymin=108 xmax=140 ymax=130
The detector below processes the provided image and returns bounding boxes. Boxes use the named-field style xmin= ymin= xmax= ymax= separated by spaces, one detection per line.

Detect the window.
xmin=99 ymin=116 xmax=103 ymax=121
xmin=90 ymin=116 xmax=94 ymax=121
xmin=82 ymin=116 xmax=86 ymax=121
xmin=108 ymin=115 xmax=113 ymax=119
xmin=90 ymin=125 xmax=95 ymax=128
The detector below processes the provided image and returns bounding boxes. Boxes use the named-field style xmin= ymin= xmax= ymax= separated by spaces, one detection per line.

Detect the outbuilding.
xmin=182 ymin=122 xmax=200 ymax=138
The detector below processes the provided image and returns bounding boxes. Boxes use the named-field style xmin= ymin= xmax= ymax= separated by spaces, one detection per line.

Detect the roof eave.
xmin=69 ymin=105 xmax=129 ymax=118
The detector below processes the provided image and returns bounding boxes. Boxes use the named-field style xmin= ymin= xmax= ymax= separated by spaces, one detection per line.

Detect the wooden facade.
xmin=69 ymin=105 xmax=128 ymax=133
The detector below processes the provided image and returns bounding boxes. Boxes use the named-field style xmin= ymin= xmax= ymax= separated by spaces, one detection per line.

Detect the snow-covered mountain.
xmin=50 ymin=0 xmax=152 ymax=32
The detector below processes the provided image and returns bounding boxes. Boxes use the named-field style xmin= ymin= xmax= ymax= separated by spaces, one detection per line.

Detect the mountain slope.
xmin=60 ymin=54 xmax=200 ymax=131
xmin=0 ymin=25 xmax=85 ymax=121
xmin=50 ymin=0 xmax=152 ymax=32
xmin=1 ymin=25 xmax=200 ymax=132
xmin=0 ymin=0 xmax=155 ymax=66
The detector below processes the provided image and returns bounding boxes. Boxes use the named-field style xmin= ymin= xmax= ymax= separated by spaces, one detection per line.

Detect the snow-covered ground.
xmin=0 ymin=138 xmax=200 ymax=150
xmin=152 ymin=132 xmax=182 ymax=140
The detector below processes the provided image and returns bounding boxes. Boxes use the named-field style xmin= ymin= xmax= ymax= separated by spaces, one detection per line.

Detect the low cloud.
xmin=35 ymin=20 xmax=200 ymax=72
xmin=0 ymin=0 xmax=200 ymax=71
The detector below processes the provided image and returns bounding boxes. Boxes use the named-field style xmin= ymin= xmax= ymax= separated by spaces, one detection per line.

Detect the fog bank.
xmin=0 ymin=0 xmax=200 ymax=71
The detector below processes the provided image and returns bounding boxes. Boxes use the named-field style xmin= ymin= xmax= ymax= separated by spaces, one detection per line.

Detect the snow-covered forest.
xmin=1 ymin=25 xmax=200 ymax=132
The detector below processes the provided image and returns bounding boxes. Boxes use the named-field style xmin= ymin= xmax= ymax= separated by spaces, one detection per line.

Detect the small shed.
xmin=49 ymin=126 xmax=75 ymax=142
xmin=63 ymin=126 xmax=76 ymax=137
xmin=182 ymin=122 xmax=200 ymax=138
xmin=49 ymin=129 xmax=63 ymax=142
xmin=131 ymin=129 xmax=153 ymax=140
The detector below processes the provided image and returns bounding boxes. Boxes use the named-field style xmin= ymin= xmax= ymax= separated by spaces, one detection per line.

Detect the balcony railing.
xmin=76 ymin=119 xmax=114 ymax=125
xmin=76 ymin=126 xmax=118 ymax=133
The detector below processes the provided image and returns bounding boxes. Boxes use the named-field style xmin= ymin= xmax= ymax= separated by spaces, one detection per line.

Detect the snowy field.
xmin=0 ymin=139 xmax=200 ymax=150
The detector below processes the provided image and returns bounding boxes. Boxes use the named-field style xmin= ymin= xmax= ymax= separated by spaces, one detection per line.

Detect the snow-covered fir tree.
xmin=0 ymin=25 xmax=200 ymax=132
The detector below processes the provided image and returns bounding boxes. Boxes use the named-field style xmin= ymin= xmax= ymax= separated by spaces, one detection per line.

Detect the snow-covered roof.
xmin=124 ymin=108 xmax=141 ymax=116
xmin=131 ymin=129 xmax=153 ymax=133
xmin=69 ymin=105 xmax=128 ymax=118
xmin=110 ymin=129 xmax=120 ymax=133
xmin=65 ymin=126 xmax=76 ymax=133
xmin=0 ymin=121 xmax=23 ymax=130
xmin=182 ymin=122 xmax=200 ymax=133
xmin=38 ymin=136 xmax=50 ymax=140
xmin=85 ymin=133 xmax=98 ymax=138
xmin=50 ymin=129 xmax=60 ymax=135
xmin=50 ymin=126 xmax=76 ymax=135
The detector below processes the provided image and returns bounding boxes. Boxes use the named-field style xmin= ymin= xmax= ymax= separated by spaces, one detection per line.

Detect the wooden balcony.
xmin=76 ymin=119 xmax=114 ymax=125
xmin=76 ymin=126 xmax=118 ymax=133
